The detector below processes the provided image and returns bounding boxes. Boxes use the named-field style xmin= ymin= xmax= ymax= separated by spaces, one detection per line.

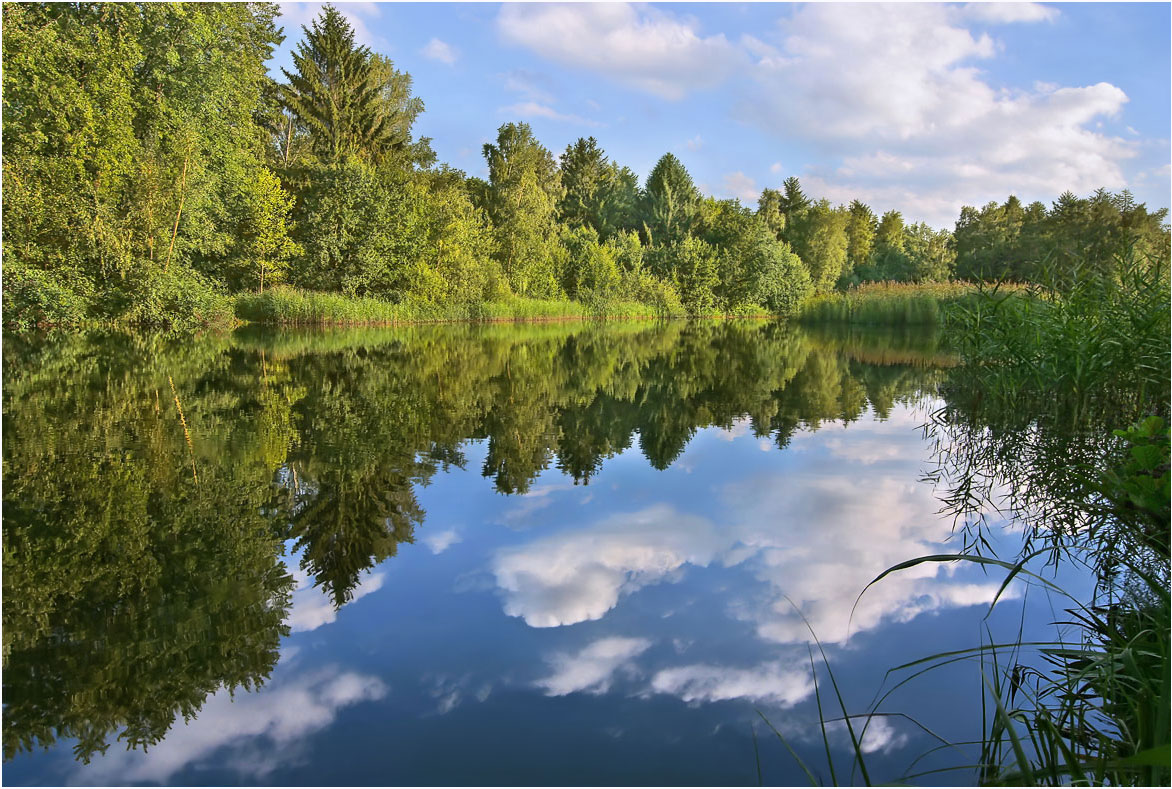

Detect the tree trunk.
xmin=283 ymin=115 xmax=293 ymax=167
xmin=164 ymin=154 xmax=189 ymax=272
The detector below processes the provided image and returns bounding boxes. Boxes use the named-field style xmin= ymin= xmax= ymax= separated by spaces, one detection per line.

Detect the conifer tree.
xmin=281 ymin=6 xmax=398 ymax=162
xmin=642 ymin=153 xmax=700 ymax=246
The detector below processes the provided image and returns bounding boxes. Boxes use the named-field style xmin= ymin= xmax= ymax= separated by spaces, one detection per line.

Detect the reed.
xmin=232 ymin=286 xmax=690 ymax=325
xmin=799 ymin=281 xmax=987 ymax=327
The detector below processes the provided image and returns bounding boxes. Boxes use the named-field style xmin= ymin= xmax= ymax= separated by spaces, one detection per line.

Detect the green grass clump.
xmin=799 ymin=281 xmax=986 ymax=327
xmin=234 ymin=286 xmax=706 ymax=325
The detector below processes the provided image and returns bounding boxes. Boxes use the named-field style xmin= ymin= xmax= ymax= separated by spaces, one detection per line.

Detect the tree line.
xmin=3 ymin=3 xmax=1168 ymax=326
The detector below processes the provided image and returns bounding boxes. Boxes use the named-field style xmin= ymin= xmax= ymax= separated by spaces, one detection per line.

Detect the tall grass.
xmin=799 ymin=281 xmax=987 ymax=327
xmin=760 ymin=252 xmax=1170 ymax=786
xmin=888 ymin=250 xmax=1169 ymax=784
xmin=232 ymin=286 xmax=691 ymax=325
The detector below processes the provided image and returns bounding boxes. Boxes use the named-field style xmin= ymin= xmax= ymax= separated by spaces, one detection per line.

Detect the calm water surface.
xmin=2 ymin=321 xmax=1088 ymax=785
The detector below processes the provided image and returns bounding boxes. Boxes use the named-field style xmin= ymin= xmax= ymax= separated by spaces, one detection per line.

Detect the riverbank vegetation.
xmin=4 ymin=3 xmax=1168 ymax=329
xmin=848 ymin=251 xmax=1171 ymax=785
xmin=798 ymin=281 xmax=986 ymax=327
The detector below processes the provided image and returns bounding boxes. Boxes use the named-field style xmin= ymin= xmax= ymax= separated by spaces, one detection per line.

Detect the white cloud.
xmin=721 ymin=414 xmax=1018 ymax=646
xmin=492 ymin=505 xmax=725 ymax=627
xmin=425 ymin=674 xmax=494 ymax=715
xmin=824 ymin=715 xmax=911 ymax=755
xmin=720 ymin=171 xmax=759 ymax=203
xmin=491 ymin=404 xmax=1018 ymax=646
xmin=649 ymin=661 xmax=813 ymax=707
xmin=536 ymin=637 xmax=652 ymax=695
xmin=499 ymin=102 xmax=602 ymax=128
xmin=498 ymin=3 xmax=745 ymax=100
xmin=496 ymin=482 xmax=577 ymax=528
xmin=423 ymin=528 xmax=462 ymax=554
xmin=421 ymin=37 xmax=458 ymax=65
xmin=494 ymin=2 xmax=1129 ymax=226
xmin=75 ymin=664 xmax=387 ymax=784
xmin=770 ymin=162 xmax=784 ymax=174
xmin=286 ymin=565 xmax=385 ymax=633
xmin=685 ymin=134 xmax=704 ymax=152
xmin=716 ymin=417 xmax=752 ymax=442
xmin=740 ymin=3 xmax=1133 ymax=226
xmin=962 ymin=3 xmax=1059 ymax=24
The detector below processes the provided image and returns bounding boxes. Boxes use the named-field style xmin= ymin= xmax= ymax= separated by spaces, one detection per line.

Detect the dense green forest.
xmin=3 ymin=3 xmax=1168 ymax=327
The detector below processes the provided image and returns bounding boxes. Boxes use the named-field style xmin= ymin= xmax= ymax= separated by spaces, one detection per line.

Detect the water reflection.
xmin=4 ymin=320 xmax=963 ymax=776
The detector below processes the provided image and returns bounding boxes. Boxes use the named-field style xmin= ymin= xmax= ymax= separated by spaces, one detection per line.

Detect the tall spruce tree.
xmin=642 ymin=153 xmax=700 ymax=246
xmin=281 ymin=6 xmax=397 ymax=163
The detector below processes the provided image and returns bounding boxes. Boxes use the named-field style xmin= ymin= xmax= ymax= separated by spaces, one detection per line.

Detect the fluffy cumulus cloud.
xmin=961 ymin=2 xmax=1059 ymax=24
xmin=724 ymin=417 xmax=1015 ymax=646
xmin=535 ymin=636 xmax=653 ymax=695
xmin=496 ymin=1 xmax=1139 ymax=227
xmin=497 ymin=3 xmax=745 ymax=100
xmin=741 ymin=3 xmax=1132 ymax=225
xmin=825 ymin=715 xmax=910 ymax=755
xmin=492 ymin=505 xmax=726 ymax=627
xmin=648 ymin=661 xmax=813 ymax=707
xmin=75 ymin=664 xmax=387 ymax=784
xmin=490 ymin=405 xmax=1014 ymax=646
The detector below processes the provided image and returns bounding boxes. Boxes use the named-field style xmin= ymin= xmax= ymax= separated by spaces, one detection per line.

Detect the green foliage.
xmin=280 ymin=6 xmax=420 ymax=164
xmin=236 ymin=167 xmax=301 ymax=293
xmin=3 ymin=333 xmax=293 ymax=761
xmin=757 ymin=188 xmax=788 ymax=240
xmin=801 ymin=281 xmax=981 ymax=327
xmin=902 ymin=254 xmax=1171 ymax=786
xmin=904 ymin=222 xmax=957 ymax=282
xmin=789 ymin=199 xmax=850 ymax=292
xmin=233 ymin=286 xmax=678 ymax=325
xmin=287 ymin=157 xmax=416 ymax=297
xmin=3 ymin=4 xmax=1168 ymax=331
xmin=2 ymin=259 xmax=93 ymax=326
xmin=557 ymin=137 xmax=639 ymax=239
xmin=642 ymin=153 xmax=700 ymax=246
xmin=750 ymin=239 xmax=815 ymax=319
xmin=953 ymin=189 xmax=1168 ymax=284
xmin=1 ymin=2 xmax=287 ymax=325
xmin=558 ymin=225 xmax=621 ymax=302
xmin=947 ymin=254 xmax=1170 ymax=435
xmin=117 ymin=266 xmax=237 ymax=329
xmin=845 ymin=200 xmax=878 ymax=274
xmin=647 ymin=237 xmax=721 ymax=315
xmin=1100 ymin=417 xmax=1171 ymax=560
xmin=759 ymin=176 xmax=813 ymax=248
xmin=407 ymin=167 xmax=503 ymax=304
xmin=482 ymin=122 xmax=564 ymax=298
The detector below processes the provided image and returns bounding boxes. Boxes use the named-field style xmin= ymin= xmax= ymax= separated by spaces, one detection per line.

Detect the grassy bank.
xmin=232 ymin=286 xmax=770 ymax=325
xmin=798 ymin=281 xmax=987 ymax=327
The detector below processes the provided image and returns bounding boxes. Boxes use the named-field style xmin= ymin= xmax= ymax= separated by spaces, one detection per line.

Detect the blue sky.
xmin=270 ymin=2 xmax=1171 ymax=228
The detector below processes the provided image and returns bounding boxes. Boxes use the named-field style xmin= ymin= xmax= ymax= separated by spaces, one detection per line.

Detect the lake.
xmin=2 ymin=321 xmax=1090 ymax=785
